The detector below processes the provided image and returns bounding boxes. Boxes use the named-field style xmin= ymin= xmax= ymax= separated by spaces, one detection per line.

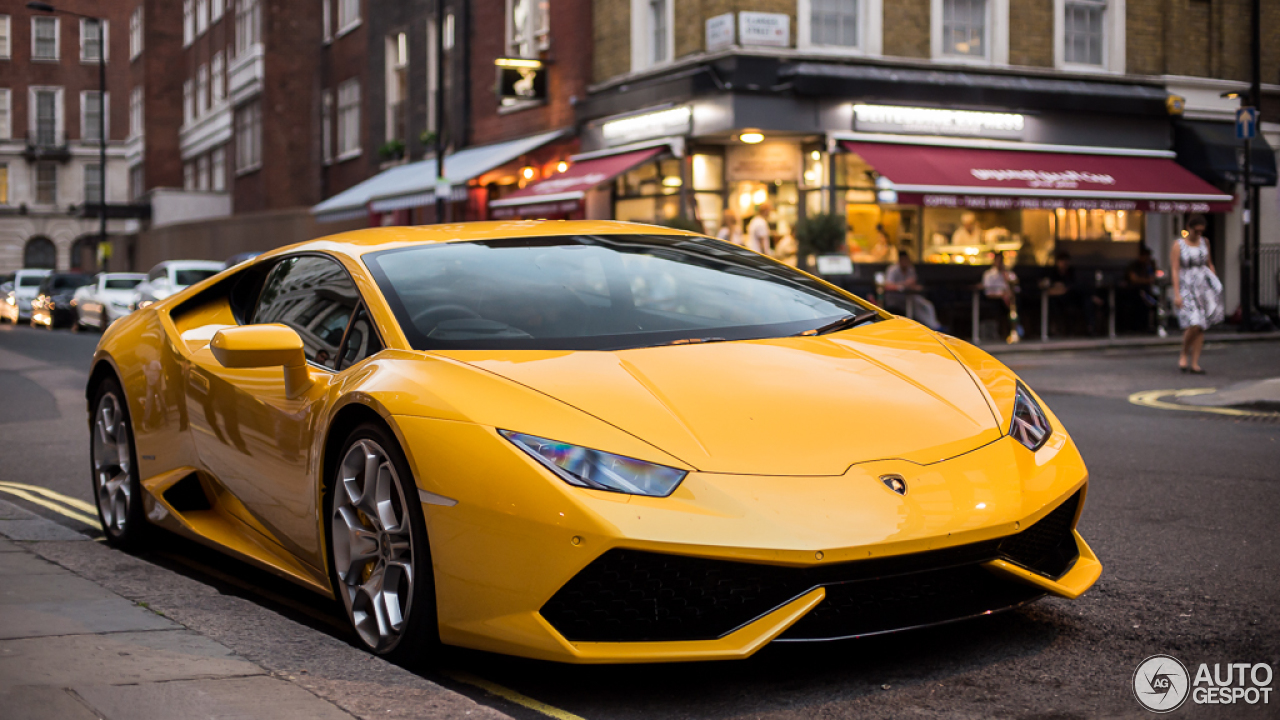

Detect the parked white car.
xmin=71 ymin=273 xmax=147 ymax=330
xmin=131 ymin=261 xmax=224 ymax=309
xmin=0 ymin=269 xmax=54 ymax=324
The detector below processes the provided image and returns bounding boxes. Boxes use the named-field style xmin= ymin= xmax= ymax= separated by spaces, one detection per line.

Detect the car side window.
xmin=148 ymin=266 xmax=164 ymax=282
xmin=337 ymin=304 xmax=384 ymax=371
xmin=253 ymin=255 xmax=360 ymax=371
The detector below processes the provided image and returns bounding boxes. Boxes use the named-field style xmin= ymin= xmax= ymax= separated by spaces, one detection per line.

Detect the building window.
xmin=236 ymin=0 xmax=261 ymax=55
xmin=810 ymin=0 xmax=859 ymax=47
xmin=183 ymin=79 xmax=194 ymax=124
xmin=197 ymin=64 xmax=209 ymax=116
xmin=82 ymin=91 xmax=107 ymax=143
xmin=130 ymin=86 xmax=143 ymax=138
xmin=1063 ymin=0 xmax=1103 ymax=65
xmin=235 ymin=101 xmax=262 ymax=172
xmin=1056 ymin=0 xmax=1120 ymax=71
xmin=322 ymin=0 xmax=331 ymax=42
xmin=338 ymin=0 xmax=359 ymax=32
xmin=336 ymin=79 xmax=360 ymax=158
xmin=508 ymin=0 xmax=549 ymax=58
xmin=81 ymin=18 xmax=107 ymax=62
xmin=197 ymin=154 xmax=210 ymax=191
xmin=35 ymin=163 xmax=57 ymax=205
xmin=184 ymin=161 xmax=195 ymax=190
xmin=321 ymin=90 xmax=333 ymax=164
xmin=183 ymin=0 xmax=194 ymax=46
xmin=630 ymin=0 xmax=672 ymax=71
xmin=0 ymin=15 xmax=11 ymax=60
xmin=196 ymin=0 xmax=209 ymax=35
xmin=130 ymin=163 xmax=144 ymax=200
xmin=33 ymin=89 xmax=59 ymax=145
xmin=84 ymin=163 xmax=103 ymax=204
xmin=24 ymin=237 xmax=56 ymax=268
xmin=211 ymin=147 xmax=226 ymax=191
xmin=0 ymin=164 xmax=8 ymax=204
xmin=942 ymin=0 xmax=985 ymax=57
xmin=129 ymin=8 xmax=142 ymax=59
xmin=426 ymin=18 xmax=438 ymax=133
xmin=386 ymin=33 xmax=408 ymax=142
xmin=0 ymin=89 xmax=9 ymax=140
xmin=33 ymin=17 xmax=59 ymax=60
xmin=211 ymin=52 xmax=225 ymax=103
xmin=444 ymin=12 xmax=456 ymax=50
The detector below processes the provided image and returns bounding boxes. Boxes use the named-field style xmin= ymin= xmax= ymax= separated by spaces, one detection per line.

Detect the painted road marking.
xmin=446 ymin=672 xmax=588 ymax=720
xmin=0 ymin=482 xmax=100 ymax=527
xmin=1128 ymin=389 xmax=1280 ymax=418
xmin=0 ymin=481 xmax=99 ymax=514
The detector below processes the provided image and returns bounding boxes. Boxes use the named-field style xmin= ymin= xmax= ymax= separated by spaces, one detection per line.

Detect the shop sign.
xmin=914 ymin=194 xmax=1223 ymax=213
xmin=496 ymin=58 xmax=547 ymax=106
xmin=853 ymin=104 xmax=1025 ymax=140
xmin=738 ymin=12 xmax=789 ymax=48
xmin=706 ymin=13 xmax=735 ymax=52
xmin=968 ymin=168 xmax=1116 ymax=189
xmin=601 ymin=106 xmax=692 ymax=146
xmin=727 ymin=143 xmax=802 ymax=182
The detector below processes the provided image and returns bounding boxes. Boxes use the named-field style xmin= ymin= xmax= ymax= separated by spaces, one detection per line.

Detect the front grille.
xmin=540 ymin=490 xmax=1082 ymax=643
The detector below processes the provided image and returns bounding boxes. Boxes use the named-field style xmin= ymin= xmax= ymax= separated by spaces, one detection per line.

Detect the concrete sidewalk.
xmin=984 ymin=329 xmax=1280 ymax=355
xmin=0 ymin=499 xmax=509 ymax=720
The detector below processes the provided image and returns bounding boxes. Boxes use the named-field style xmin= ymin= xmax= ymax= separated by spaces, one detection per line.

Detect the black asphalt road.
xmin=2 ymin=321 xmax=1277 ymax=719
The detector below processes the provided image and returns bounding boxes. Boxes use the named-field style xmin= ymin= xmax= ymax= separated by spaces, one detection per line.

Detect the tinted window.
xmin=20 ymin=276 xmax=45 ymax=287
xmin=104 ymin=278 xmax=142 ymax=290
xmin=254 ymin=255 xmax=359 ymax=370
xmin=365 ymin=235 xmax=871 ymax=351
xmin=174 ymin=269 xmax=220 ymax=286
xmin=50 ymin=275 xmax=92 ymax=291
xmin=337 ymin=304 xmax=383 ymax=370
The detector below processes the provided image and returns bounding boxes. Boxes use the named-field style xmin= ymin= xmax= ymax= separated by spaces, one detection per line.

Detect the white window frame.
xmin=931 ymin=0 xmax=1008 ymax=65
xmin=80 ymin=90 xmax=109 ymax=143
xmin=336 ymin=78 xmax=361 ymax=160
xmin=211 ymin=147 xmax=226 ymax=191
xmin=211 ymin=52 xmax=225 ymax=103
xmin=80 ymin=18 xmax=108 ymax=63
xmin=506 ymin=0 xmax=549 ymax=58
xmin=0 ymin=15 xmax=12 ymax=60
xmin=0 ymin=89 xmax=10 ymax=140
xmin=32 ymin=16 xmax=60 ymax=61
xmin=444 ymin=12 xmax=456 ymax=51
xmin=798 ymin=0 xmax=883 ymax=56
xmin=1054 ymin=0 xmax=1124 ymax=73
xmin=197 ymin=154 xmax=210 ymax=190
xmin=129 ymin=86 xmax=143 ymax=139
xmin=196 ymin=0 xmax=209 ymax=36
xmin=196 ymin=64 xmax=209 ymax=116
xmin=337 ymin=0 xmax=360 ymax=36
xmin=183 ymin=79 xmax=194 ymax=124
xmin=183 ymin=0 xmax=194 ymax=47
xmin=29 ymin=86 xmax=64 ymax=145
xmin=322 ymin=0 xmax=332 ymax=42
xmin=212 ymin=0 xmax=224 ymax=23
xmin=35 ymin=162 xmax=58 ymax=205
xmin=630 ymin=0 xmax=674 ymax=72
xmin=129 ymin=8 xmax=142 ymax=59
xmin=84 ymin=163 xmax=103 ymax=204
xmin=235 ymin=101 xmax=262 ymax=173
xmin=321 ymin=89 xmax=333 ymax=164
xmin=236 ymin=0 xmax=261 ymax=55
xmin=184 ymin=161 xmax=195 ymax=190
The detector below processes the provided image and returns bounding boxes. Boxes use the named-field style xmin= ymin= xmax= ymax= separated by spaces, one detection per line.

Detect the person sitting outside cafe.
xmin=883 ymin=250 xmax=941 ymax=331
xmin=1044 ymin=251 xmax=1098 ymax=336
xmin=982 ymin=253 xmax=1021 ymax=342
xmin=1121 ymin=245 xmax=1160 ymax=333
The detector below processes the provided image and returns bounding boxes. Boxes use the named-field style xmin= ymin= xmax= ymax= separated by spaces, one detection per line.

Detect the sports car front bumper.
xmin=394 ymin=415 xmax=1099 ymax=664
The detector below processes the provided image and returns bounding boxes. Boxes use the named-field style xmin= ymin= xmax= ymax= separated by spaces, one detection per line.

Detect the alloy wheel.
xmin=332 ymin=438 xmax=416 ymax=653
xmin=92 ymin=392 xmax=133 ymax=536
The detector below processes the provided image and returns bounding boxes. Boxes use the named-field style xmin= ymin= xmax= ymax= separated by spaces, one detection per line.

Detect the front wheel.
xmin=90 ymin=377 xmax=148 ymax=548
xmin=326 ymin=423 xmax=439 ymax=661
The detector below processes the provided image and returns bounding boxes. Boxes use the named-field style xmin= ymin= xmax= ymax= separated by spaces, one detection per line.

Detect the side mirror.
xmin=210 ymin=324 xmax=314 ymax=399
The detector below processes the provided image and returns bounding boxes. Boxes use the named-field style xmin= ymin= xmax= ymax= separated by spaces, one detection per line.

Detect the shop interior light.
xmin=811 ymin=150 xmax=821 ymax=160
xmin=522 ymin=166 xmax=536 ymax=180
xmin=662 ymin=176 xmax=683 ymax=187
xmin=557 ymin=161 xmax=569 ymax=173
xmin=495 ymin=57 xmax=544 ymax=69
xmin=739 ymin=132 xmax=765 ymax=144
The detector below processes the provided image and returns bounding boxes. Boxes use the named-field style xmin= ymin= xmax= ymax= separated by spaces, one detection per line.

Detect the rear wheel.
xmin=326 ymin=423 xmax=438 ymax=661
xmin=90 ymin=377 xmax=148 ymax=548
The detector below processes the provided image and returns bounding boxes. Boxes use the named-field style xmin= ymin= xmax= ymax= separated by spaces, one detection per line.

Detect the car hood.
xmin=436 ymin=319 xmax=1003 ymax=476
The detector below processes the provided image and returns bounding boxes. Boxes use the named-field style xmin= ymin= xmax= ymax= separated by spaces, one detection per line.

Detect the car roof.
xmin=16 ymin=269 xmax=53 ymax=276
xmin=154 ymin=260 xmax=225 ymax=271
xmin=258 ymin=220 xmax=706 ymax=264
xmin=102 ymin=272 xmax=146 ymax=279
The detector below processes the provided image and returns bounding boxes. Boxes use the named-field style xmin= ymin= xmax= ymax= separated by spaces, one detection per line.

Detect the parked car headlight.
xmin=1010 ymin=382 xmax=1052 ymax=451
xmin=499 ymin=430 xmax=687 ymax=497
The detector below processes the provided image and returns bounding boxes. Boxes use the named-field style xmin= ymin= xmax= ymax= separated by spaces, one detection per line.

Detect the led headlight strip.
xmin=499 ymin=430 xmax=687 ymax=497
xmin=1010 ymin=382 xmax=1052 ymax=451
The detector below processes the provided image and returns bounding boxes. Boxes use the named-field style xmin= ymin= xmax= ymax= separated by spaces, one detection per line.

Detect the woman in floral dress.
xmin=1170 ymin=214 xmax=1223 ymax=374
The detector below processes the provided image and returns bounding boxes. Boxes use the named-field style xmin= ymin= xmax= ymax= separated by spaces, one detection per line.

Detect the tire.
xmin=326 ymin=422 xmax=438 ymax=662
xmin=90 ymin=376 xmax=149 ymax=549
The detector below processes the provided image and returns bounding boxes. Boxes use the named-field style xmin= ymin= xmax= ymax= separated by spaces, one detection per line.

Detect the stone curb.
xmin=985 ymin=330 xmax=1280 ymax=355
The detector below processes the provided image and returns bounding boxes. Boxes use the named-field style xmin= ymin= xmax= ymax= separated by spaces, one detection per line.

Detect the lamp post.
xmin=28 ymin=2 xmax=108 ymax=272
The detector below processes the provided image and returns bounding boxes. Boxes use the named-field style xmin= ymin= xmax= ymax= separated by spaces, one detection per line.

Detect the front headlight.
xmin=499 ymin=430 xmax=687 ymax=497
xmin=1010 ymin=382 xmax=1052 ymax=451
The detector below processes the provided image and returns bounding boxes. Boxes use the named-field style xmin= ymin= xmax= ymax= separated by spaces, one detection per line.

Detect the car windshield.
xmin=105 ymin=278 xmax=142 ymax=290
xmin=20 ymin=276 xmax=45 ymax=287
xmin=365 ymin=234 xmax=872 ymax=351
xmin=173 ymin=269 xmax=220 ymax=286
xmin=50 ymin=275 xmax=92 ymax=291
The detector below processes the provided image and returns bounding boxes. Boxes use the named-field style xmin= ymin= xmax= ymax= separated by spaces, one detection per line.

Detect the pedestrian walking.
xmin=1171 ymin=213 xmax=1223 ymax=374
xmin=717 ymin=209 xmax=744 ymax=247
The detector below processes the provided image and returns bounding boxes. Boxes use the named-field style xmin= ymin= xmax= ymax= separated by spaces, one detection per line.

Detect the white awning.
xmin=311 ymin=129 xmax=570 ymax=222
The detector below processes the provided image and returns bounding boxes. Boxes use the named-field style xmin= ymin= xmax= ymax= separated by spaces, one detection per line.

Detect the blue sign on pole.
xmin=1235 ymin=107 xmax=1258 ymax=140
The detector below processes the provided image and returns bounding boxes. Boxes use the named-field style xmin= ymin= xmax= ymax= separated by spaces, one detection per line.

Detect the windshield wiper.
xmin=798 ymin=310 xmax=880 ymax=336
xmin=649 ymin=336 xmax=728 ymax=347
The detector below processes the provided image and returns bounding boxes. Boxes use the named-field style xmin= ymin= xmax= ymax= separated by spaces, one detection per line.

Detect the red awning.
xmin=489 ymin=147 xmax=665 ymax=218
xmin=841 ymin=141 xmax=1234 ymax=213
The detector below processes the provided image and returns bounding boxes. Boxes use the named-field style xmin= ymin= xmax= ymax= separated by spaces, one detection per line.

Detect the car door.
xmin=185 ymin=254 xmax=367 ymax=572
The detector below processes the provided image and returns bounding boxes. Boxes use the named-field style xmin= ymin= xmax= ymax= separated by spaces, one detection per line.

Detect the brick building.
xmin=0 ymin=0 xmax=136 ymax=273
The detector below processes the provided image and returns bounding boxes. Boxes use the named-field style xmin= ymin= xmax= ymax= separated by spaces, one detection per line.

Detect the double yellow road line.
xmin=0 ymin=481 xmax=100 ymax=528
xmin=1129 ymin=388 xmax=1280 ymax=418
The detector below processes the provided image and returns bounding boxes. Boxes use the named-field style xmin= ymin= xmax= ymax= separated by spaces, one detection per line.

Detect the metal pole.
xmin=98 ymin=19 xmax=107 ymax=271
xmin=433 ymin=0 xmax=446 ymax=224
xmin=1248 ymin=0 xmax=1262 ymax=326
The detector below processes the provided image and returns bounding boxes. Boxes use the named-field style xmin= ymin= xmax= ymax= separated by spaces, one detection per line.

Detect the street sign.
xmin=1235 ymin=107 xmax=1258 ymax=140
